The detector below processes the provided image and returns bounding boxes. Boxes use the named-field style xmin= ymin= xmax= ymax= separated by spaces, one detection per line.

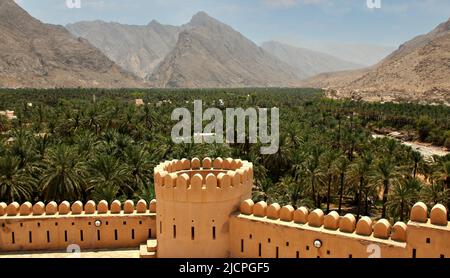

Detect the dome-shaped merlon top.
xmin=324 ymin=211 xmax=340 ymax=230
xmin=188 ymin=174 xmax=203 ymax=202
xmin=355 ymin=216 xmax=373 ymax=236
xmin=228 ymin=171 xmax=241 ymax=187
xmin=45 ymin=201 xmax=58 ymax=215
xmin=293 ymin=207 xmax=309 ymax=224
xmin=0 ymin=202 xmax=7 ymax=216
xmin=164 ymin=173 xmax=178 ymax=188
xmin=163 ymin=161 xmax=172 ymax=172
xmin=373 ymin=219 xmax=391 ymax=239
xmin=280 ymin=205 xmax=294 ymax=221
xmin=430 ymin=204 xmax=448 ymax=226
xmin=149 ymin=199 xmax=157 ymax=213
xmin=173 ymin=160 xmax=182 ymax=171
xmin=175 ymin=174 xmax=190 ymax=202
xmin=71 ymin=201 xmax=83 ymax=215
xmin=213 ymin=157 xmax=223 ymax=169
xmin=6 ymin=202 xmax=19 ymax=216
xmin=339 ymin=214 xmax=356 ymax=233
xmin=223 ymin=158 xmax=233 ymax=170
xmin=32 ymin=202 xmax=45 ymax=215
xmin=124 ymin=200 xmax=135 ymax=214
xmin=308 ymin=209 xmax=324 ymax=227
xmin=84 ymin=200 xmax=96 ymax=214
xmin=217 ymin=173 xmax=231 ymax=188
xmin=236 ymin=168 xmax=248 ymax=184
xmin=254 ymin=201 xmax=268 ymax=217
xmin=154 ymin=170 xmax=166 ymax=187
xmin=240 ymin=199 xmax=254 ymax=215
xmin=230 ymin=159 xmax=239 ymax=170
xmin=191 ymin=157 xmax=201 ymax=169
xmin=181 ymin=158 xmax=191 ymax=170
xmin=205 ymin=173 xmax=217 ymax=187
xmin=136 ymin=200 xmax=148 ymax=213
xmin=202 ymin=157 xmax=212 ymax=169
xmin=267 ymin=203 xmax=281 ymax=219
xmin=205 ymin=174 xmax=219 ymax=201
xmin=410 ymin=202 xmax=428 ymax=223
xmin=391 ymin=222 xmax=407 ymax=242
xmin=177 ymin=173 xmax=190 ymax=188
xmin=19 ymin=202 xmax=32 ymax=216
xmin=110 ymin=200 xmax=122 ymax=214
xmin=59 ymin=201 xmax=71 ymax=215
xmin=97 ymin=200 xmax=109 ymax=214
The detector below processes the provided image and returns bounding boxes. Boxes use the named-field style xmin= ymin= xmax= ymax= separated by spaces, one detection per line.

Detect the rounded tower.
xmin=154 ymin=157 xmax=253 ymax=258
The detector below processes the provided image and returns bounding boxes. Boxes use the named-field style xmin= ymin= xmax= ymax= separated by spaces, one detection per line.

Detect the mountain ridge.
xmin=0 ymin=0 xmax=144 ymax=88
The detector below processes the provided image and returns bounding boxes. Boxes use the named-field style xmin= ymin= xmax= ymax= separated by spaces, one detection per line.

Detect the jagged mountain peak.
xmin=188 ymin=11 xmax=221 ymax=27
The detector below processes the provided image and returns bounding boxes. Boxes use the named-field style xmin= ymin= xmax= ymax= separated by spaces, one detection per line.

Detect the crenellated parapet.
xmin=0 ymin=199 xmax=157 ymax=252
xmin=233 ymin=200 xmax=449 ymax=258
xmin=0 ymin=199 xmax=157 ymax=217
xmin=154 ymin=157 xmax=254 ymax=258
xmin=239 ymin=200 xmax=408 ymax=242
xmin=154 ymin=157 xmax=253 ymax=203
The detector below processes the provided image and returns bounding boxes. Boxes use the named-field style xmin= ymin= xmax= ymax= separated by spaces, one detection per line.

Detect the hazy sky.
xmin=14 ymin=0 xmax=450 ymax=47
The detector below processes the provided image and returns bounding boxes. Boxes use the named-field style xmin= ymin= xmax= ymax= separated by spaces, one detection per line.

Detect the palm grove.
xmin=0 ymin=88 xmax=449 ymax=222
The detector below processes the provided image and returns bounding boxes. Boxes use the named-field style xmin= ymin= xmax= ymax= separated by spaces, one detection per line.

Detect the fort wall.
xmin=0 ymin=199 xmax=156 ymax=252
xmin=230 ymin=200 xmax=450 ymax=258
xmin=1 ymin=157 xmax=449 ymax=258
xmin=154 ymin=158 xmax=253 ymax=258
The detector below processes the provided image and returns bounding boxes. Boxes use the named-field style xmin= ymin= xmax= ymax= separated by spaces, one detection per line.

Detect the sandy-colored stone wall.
xmin=0 ymin=199 xmax=156 ymax=252
xmin=154 ymin=158 xmax=253 ymax=258
xmin=230 ymin=200 xmax=449 ymax=258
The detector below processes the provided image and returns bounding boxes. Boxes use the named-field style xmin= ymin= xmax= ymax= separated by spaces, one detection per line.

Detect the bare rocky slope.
xmin=148 ymin=12 xmax=301 ymax=88
xmin=261 ymin=41 xmax=363 ymax=79
xmin=302 ymin=18 xmax=450 ymax=103
xmin=66 ymin=20 xmax=180 ymax=79
xmin=0 ymin=0 xmax=144 ymax=88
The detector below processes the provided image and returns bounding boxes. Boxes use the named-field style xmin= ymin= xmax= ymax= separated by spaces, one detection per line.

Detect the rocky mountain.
xmin=298 ymin=42 xmax=396 ymax=67
xmin=261 ymin=41 xmax=363 ymax=78
xmin=66 ymin=20 xmax=180 ymax=79
xmin=148 ymin=12 xmax=301 ymax=88
xmin=0 ymin=0 xmax=144 ymax=89
xmin=302 ymin=18 xmax=450 ymax=103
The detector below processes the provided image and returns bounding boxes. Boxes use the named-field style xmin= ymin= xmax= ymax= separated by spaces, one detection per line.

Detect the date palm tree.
xmin=432 ymin=160 xmax=450 ymax=213
xmin=40 ymin=145 xmax=86 ymax=202
xmin=319 ymin=150 xmax=339 ymax=213
xmin=371 ymin=158 xmax=401 ymax=219
xmin=387 ymin=177 xmax=421 ymax=222
xmin=410 ymin=151 xmax=424 ymax=178
xmin=0 ymin=155 xmax=36 ymax=202
xmin=87 ymin=154 xmax=130 ymax=199
xmin=335 ymin=155 xmax=350 ymax=215
xmin=349 ymin=152 xmax=374 ymax=220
